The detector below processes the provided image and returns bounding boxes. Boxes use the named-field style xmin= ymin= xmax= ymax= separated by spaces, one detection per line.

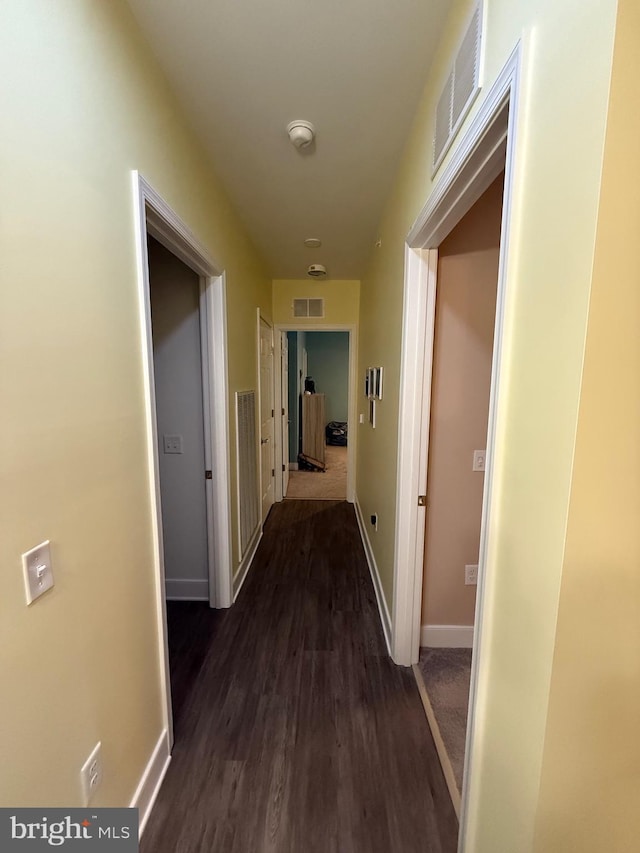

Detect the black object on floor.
xmin=325 ymin=421 xmax=348 ymax=446
xmin=142 ymin=501 xmax=458 ymax=853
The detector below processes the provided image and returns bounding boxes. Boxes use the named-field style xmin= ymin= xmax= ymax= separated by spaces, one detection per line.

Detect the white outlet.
xmin=163 ymin=434 xmax=183 ymax=454
xmin=22 ymin=541 xmax=54 ymax=605
xmin=472 ymin=450 xmax=486 ymax=472
xmin=465 ymin=564 xmax=478 ymax=585
xmin=80 ymin=742 xmax=103 ymax=806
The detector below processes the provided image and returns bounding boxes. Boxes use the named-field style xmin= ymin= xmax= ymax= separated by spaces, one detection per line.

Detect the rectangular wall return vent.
xmin=433 ymin=2 xmax=482 ymax=172
xmin=235 ymin=390 xmax=259 ymax=558
xmin=293 ymin=298 xmax=324 ymax=318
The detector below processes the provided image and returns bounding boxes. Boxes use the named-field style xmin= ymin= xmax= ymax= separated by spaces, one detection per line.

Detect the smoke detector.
xmin=287 ymin=120 xmax=315 ymax=149
xmin=307 ymin=264 xmax=327 ymax=278
xmin=304 ymin=237 xmax=322 ymax=248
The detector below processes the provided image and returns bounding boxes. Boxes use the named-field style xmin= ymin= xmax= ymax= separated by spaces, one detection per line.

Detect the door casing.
xmin=257 ymin=312 xmax=275 ymax=522
xmin=132 ymin=172 xmax=233 ymax=749
xmin=280 ymin=331 xmax=290 ymax=497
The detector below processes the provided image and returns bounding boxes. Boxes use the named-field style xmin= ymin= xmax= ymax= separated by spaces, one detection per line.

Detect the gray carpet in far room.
xmin=418 ymin=648 xmax=472 ymax=793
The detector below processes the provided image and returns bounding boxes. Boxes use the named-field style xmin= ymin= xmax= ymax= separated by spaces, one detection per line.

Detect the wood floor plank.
xmin=141 ymin=500 xmax=458 ymax=853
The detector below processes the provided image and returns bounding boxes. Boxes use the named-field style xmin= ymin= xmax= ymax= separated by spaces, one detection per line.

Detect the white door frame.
xmin=392 ymin=44 xmax=521 ymax=849
xmin=132 ymin=172 xmax=233 ymax=745
xmin=273 ymin=324 xmax=357 ymax=503
xmin=280 ymin=331 xmax=290 ymax=497
xmin=257 ymin=310 xmax=275 ymax=523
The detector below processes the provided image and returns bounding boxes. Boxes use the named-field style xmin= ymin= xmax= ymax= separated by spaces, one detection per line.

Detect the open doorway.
xmin=146 ymin=236 xmax=217 ymax=732
xmin=148 ymin=237 xmax=210 ymax=603
xmin=132 ymin=172 xmax=233 ymax=754
xmin=413 ymin=173 xmax=504 ymax=815
xmin=282 ymin=330 xmax=349 ymax=500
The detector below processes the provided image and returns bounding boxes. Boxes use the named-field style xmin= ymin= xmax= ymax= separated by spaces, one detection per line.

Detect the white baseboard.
xmin=354 ymin=497 xmax=392 ymax=654
xmin=289 ymin=462 xmax=298 ymax=470
xmin=130 ymin=729 xmax=171 ymax=837
xmin=421 ymin=624 xmax=474 ymax=648
xmin=165 ymin=578 xmax=209 ymax=600
xmin=233 ymin=525 xmax=262 ymax=600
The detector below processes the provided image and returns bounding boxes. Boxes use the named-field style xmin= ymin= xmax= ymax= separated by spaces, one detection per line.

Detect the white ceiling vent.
xmin=433 ymin=3 xmax=482 ymax=172
xmin=293 ymin=298 xmax=324 ymax=319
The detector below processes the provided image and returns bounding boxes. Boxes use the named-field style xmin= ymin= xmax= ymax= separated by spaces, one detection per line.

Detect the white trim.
xmin=412 ymin=665 xmax=461 ymax=818
xmin=205 ymin=273 xmax=233 ymax=608
xmin=132 ymin=171 xmax=234 ymax=747
xmin=392 ymin=247 xmax=438 ymax=667
xmin=257 ymin=311 xmax=275 ymax=524
xmin=289 ymin=462 xmax=299 ymax=471
xmin=421 ymin=624 xmax=474 ymax=648
xmin=130 ymin=729 xmax=171 ymax=837
xmin=198 ymin=280 xmax=218 ymax=607
xmin=233 ymin=526 xmax=263 ymax=600
xmin=165 ymin=578 xmax=209 ymax=600
xmin=273 ymin=323 xmax=357 ymax=504
xmin=391 ymin=45 xmax=522 ymax=853
xmin=354 ymin=497 xmax=392 ymax=654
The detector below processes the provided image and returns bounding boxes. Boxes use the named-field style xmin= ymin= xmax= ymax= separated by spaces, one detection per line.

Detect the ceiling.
xmin=127 ymin=0 xmax=452 ymax=279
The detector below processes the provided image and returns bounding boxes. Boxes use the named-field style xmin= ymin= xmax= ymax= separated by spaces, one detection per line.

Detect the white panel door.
xmin=281 ymin=331 xmax=290 ymax=497
xmin=259 ymin=318 xmax=275 ymax=522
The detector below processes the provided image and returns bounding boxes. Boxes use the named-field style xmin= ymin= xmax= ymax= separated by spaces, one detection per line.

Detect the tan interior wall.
xmin=534 ymin=1 xmax=640 ymax=849
xmin=422 ymin=175 xmax=503 ymax=628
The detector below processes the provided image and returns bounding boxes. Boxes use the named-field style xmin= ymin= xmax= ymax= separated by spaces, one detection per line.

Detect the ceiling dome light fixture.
xmin=287 ymin=120 xmax=315 ymax=149
xmin=307 ymin=264 xmax=327 ymax=278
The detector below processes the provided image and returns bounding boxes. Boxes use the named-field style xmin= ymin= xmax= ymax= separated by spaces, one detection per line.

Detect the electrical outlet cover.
xmin=472 ymin=450 xmax=486 ymax=472
xmin=465 ymin=564 xmax=478 ymax=585
xmin=80 ymin=742 xmax=103 ymax=806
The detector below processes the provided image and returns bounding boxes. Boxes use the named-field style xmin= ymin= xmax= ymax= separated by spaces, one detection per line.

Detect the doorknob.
xmin=261 ymin=437 xmax=270 ymax=444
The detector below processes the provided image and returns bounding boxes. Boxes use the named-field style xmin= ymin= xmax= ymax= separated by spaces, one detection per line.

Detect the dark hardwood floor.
xmin=142 ymin=501 xmax=458 ymax=853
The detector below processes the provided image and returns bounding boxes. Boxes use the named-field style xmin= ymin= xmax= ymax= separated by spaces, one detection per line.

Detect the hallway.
xmin=142 ymin=501 xmax=458 ymax=852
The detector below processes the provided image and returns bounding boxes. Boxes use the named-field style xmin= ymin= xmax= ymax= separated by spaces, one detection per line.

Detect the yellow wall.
xmin=423 ymin=175 xmax=502 ymax=629
xmin=0 ymin=0 xmax=269 ymax=807
xmin=356 ymin=0 xmax=618 ymax=849
xmin=272 ymin=279 xmax=360 ymax=326
xmin=534 ymin=1 xmax=640 ymax=848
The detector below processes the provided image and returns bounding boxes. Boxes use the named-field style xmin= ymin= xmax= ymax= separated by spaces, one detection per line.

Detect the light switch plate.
xmin=22 ymin=540 xmax=54 ymax=605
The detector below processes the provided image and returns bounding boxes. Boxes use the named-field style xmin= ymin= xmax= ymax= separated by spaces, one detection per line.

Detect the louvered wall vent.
xmin=433 ymin=2 xmax=482 ymax=172
xmin=235 ymin=390 xmax=259 ymax=558
xmin=293 ymin=298 xmax=324 ymax=318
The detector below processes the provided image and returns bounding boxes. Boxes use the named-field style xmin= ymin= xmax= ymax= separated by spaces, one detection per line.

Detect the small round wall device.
xmin=307 ymin=264 xmax=327 ymax=277
xmin=287 ymin=120 xmax=315 ymax=149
